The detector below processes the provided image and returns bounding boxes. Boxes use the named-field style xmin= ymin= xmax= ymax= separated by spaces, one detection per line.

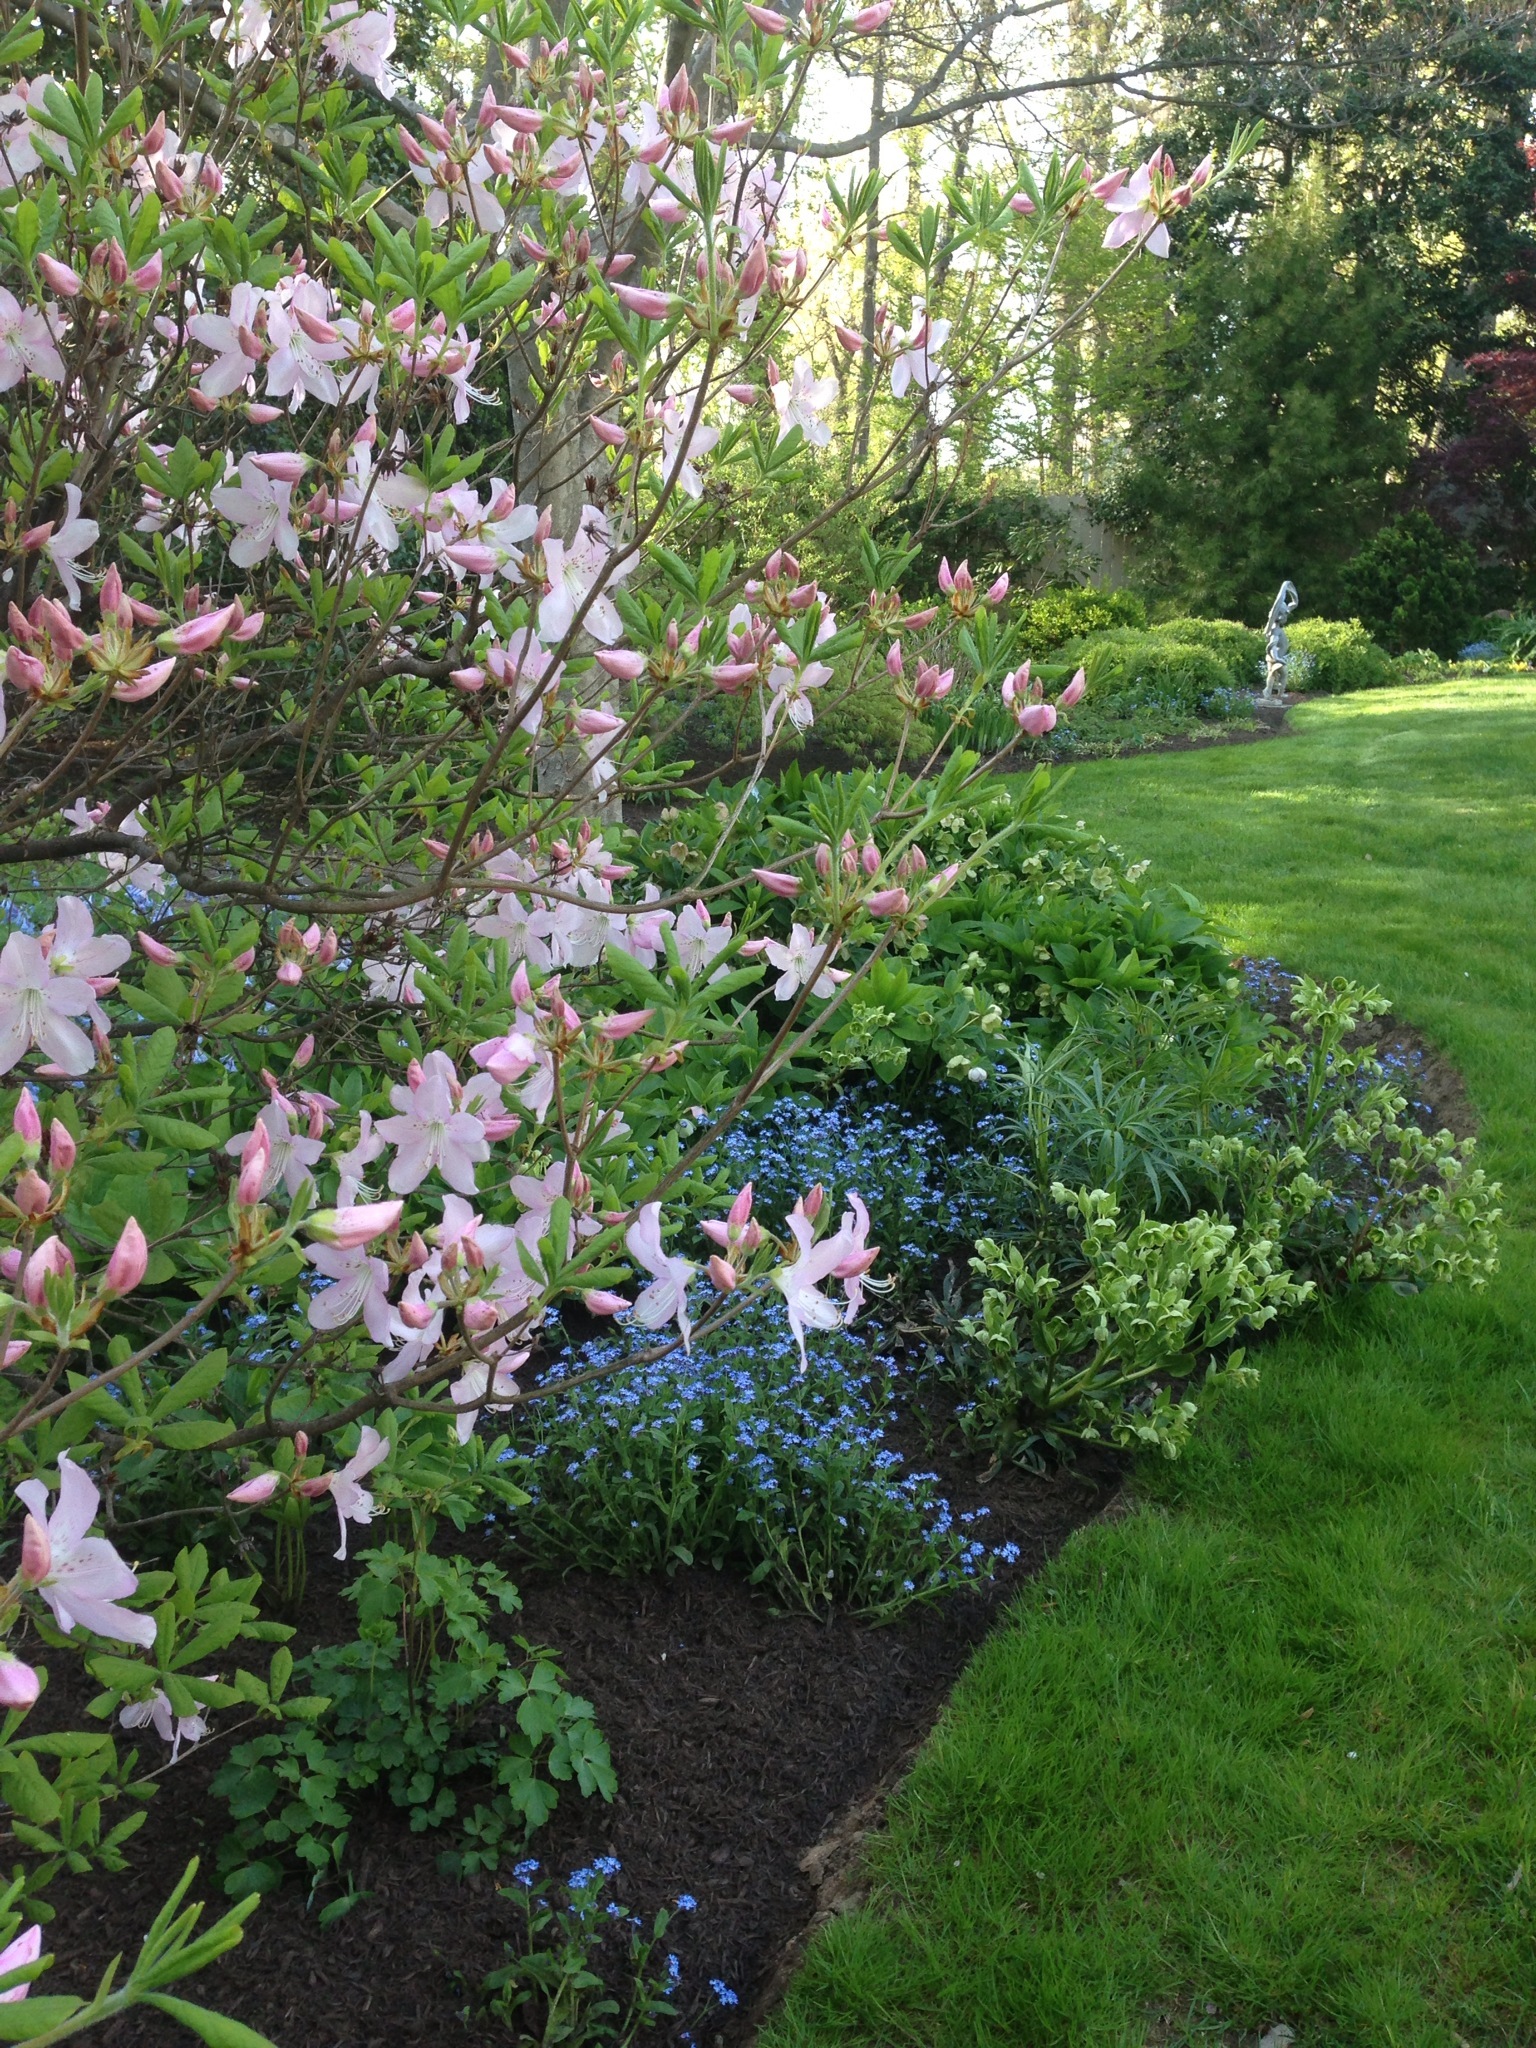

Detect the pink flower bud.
xmin=104 ymin=1217 xmax=149 ymax=1294
xmin=510 ymin=962 xmax=535 ymax=1009
xmin=583 ymin=1289 xmax=630 ymax=1315
xmin=137 ymin=932 xmax=179 ymax=964
xmin=12 ymin=1089 xmax=41 ymax=1156
xmin=598 ymin=1008 xmax=654 ymax=1040
xmin=1057 ymin=668 xmax=1086 ymax=708
xmin=801 ymin=1184 xmax=824 ymax=1222
xmin=574 ymin=707 xmax=625 ymax=737
xmin=161 ymin=602 xmax=239 ymax=656
xmin=986 ymin=573 xmax=1010 ymax=604
xmin=594 ymin=648 xmax=646 ymax=681
xmin=250 ymin=451 xmax=309 ymax=484
xmin=461 ymin=1298 xmax=500 ymax=1333
xmin=724 ymin=383 xmax=760 ymax=405
xmin=590 ymin=415 xmax=627 ymax=448
xmin=230 ymin=947 xmax=256 ymax=972
xmin=848 ymin=1 xmax=893 ymax=27
xmin=751 ymin=868 xmax=801 ymax=898
xmin=744 ymin=3 xmax=790 ymax=29
xmin=1009 ymin=192 xmax=1036 ymax=216
xmin=236 ymin=1122 xmax=270 ymax=1204
xmin=14 ymin=1171 xmax=50 ymax=1218
xmin=451 ymin=667 xmax=486 ymax=692
xmin=130 ymin=251 xmax=164 ymax=292
xmin=900 ymin=606 xmax=939 ymax=629
xmin=5 ymin=649 xmax=47 ymax=695
xmin=245 ymin=403 xmax=283 ymax=425
xmin=936 ymin=559 xmax=954 ymax=594
xmin=315 ymin=929 xmax=339 ymax=966
xmin=1014 ymin=702 xmax=1057 ymax=736
xmin=861 ymin=840 xmax=880 ymax=876
xmin=405 ymin=1232 xmax=431 ymax=1270
xmin=38 ymin=253 xmax=82 ymax=297
xmin=814 ymin=843 xmax=832 ymax=879
xmin=613 ymin=283 xmax=674 ymax=321
xmin=397 ymin=1296 xmax=436 ymax=1329
xmin=306 ymin=1201 xmax=404 ymax=1249
xmin=738 ymin=239 xmax=769 ymax=300
xmin=707 ymin=1255 xmax=738 ymax=1292
xmin=22 ymin=1236 xmax=73 ymax=1309
xmin=1091 ymin=166 xmax=1128 ymax=201
xmin=866 ymin=887 xmax=910 ymax=917
xmin=293 ymin=1035 xmax=315 ymax=1070
xmin=444 ymin=541 xmax=498 ymax=576
xmin=227 ymin=1470 xmax=282 ymax=1505
xmin=1 ymin=1341 xmax=29 ymax=1368
xmin=48 ymin=1122 xmax=74 ymax=1174
xmin=20 ymin=1514 xmax=51 ymax=1585
xmin=104 ymin=239 xmax=128 ymax=284
xmin=0 ymin=1655 xmax=40 ymax=1708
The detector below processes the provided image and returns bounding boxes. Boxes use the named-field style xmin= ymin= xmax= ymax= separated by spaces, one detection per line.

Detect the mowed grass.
xmin=765 ymin=677 xmax=1536 ymax=2048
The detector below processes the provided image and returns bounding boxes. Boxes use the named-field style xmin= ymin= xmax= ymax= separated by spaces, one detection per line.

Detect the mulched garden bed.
xmin=53 ymin=1438 xmax=1120 ymax=2048
xmin=45 ymin=973 xmax=1475 ymax=2048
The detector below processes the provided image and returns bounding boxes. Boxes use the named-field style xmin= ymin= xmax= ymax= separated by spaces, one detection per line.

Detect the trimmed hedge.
xmin=1055 ymin=627 xmax=1239 ymax=718
xmin=1151 ymin=617 xmax=1265 ymax=689
xmin=1016 ymin=586 xmax=1147 ymax=660
xmin=1284 ymin=617 xmax=1396 ymax=694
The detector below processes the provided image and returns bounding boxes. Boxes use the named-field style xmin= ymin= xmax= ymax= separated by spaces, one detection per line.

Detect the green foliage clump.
xmin=1015 ymin=586 xmax=1147 ymax=660
xmin=1056 ymin=627 xmax=1237 ymax=718
xmin=215 ymin=1549 xmax=614 ymax=1898
xmin=1151 ymin=617 xmax=1265 ymax=688
xmin=1283 ymin=617 xmax=1396 ymax=693
xmin=1341 ymin=512 xmax=1481 ymax=655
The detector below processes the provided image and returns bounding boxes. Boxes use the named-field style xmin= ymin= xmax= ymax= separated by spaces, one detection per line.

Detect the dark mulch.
xmin=51 ymin=1439 xmax=1120 ymax=2048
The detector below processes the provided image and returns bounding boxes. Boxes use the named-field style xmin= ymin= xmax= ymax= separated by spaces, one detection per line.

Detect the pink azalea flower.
xmin=43 ymin=485 xmax=98 ymax=609
xmin=45 ymin=897 xmax=130 ymax=982
xmin=317 ymin=1426 xmax=390 ymax=1559
xmin=0 ymin=931 xmax=98 ymax=1076
xmin=211 ymin=455 xmax=302 ymax=568
xmin=15 ymin=1452 xmax=156 ymax=1646
xmin=0 ymin=289 xmax=66 ymax=389
xmin=772 ymin=1192 xmax=876 ymax=1371
xmin=226 ymin=1101 xmax=324 ymax=1201
xmin=263 ymin=280 xmax=346 ymax=409
xmin=306 ymin=1241 xmax=396 ymax=1343
xmin=772 ymin=357 xmax=838 ymax=447
xmin=890 ymin=310 xmax=950 ymax=398
xmin=377 ymin=1055 xmax=489 ymax=1195
xmin=673 ymin=901 xmax=733 ymax=981
xmin=448 ymin=1349 xmax=527 ymax=1442
xmin=186 ymin=281 xmax=266 ymax=399
xmin=625 ymin=1202 xmax=694 ymax=1352
xmin=322 ymin=0 xmax=396 ymax=80
xmin=119 ymin=1685 xmax=208 ymax=1764
xmin=1100 ymin=158 xmax=1172 ymax=257
xmin=763 ymin=924 xmax=849 ymax=1002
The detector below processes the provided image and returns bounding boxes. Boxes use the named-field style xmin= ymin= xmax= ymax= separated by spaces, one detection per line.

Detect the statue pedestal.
xmin=1251 ymin=697 xmax=1289 ymax=730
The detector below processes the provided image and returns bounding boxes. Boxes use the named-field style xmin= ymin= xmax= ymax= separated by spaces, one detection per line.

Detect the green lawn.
xmin=766 ymin=676 xmax=1536 ymax=2048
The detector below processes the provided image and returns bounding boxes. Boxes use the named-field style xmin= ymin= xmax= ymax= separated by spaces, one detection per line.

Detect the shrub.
xmin=1054 ymin=628 xmax=1236 ymax=718
xmin=1015 ymin=586 xmax=1148 ymax=659
xmin=1283 ymin=617 xmax=1396 ymax=693
xmin=1341 ymin=512 xmax=1481 ymax=655
xmin=1151 ymin=618 xmax=1265 ymax=689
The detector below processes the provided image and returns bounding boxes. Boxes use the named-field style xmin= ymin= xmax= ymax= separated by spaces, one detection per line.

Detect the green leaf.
xmin=153 ymin=1419 xmax=230 ymax=1451
xmin=141 ymin=1994 xmax=280 ymax=2047
xmin=0 ymin=1996 xmax=82 ymax=2039
xmin=150 ymin=1351 xmax=229 ymax=1423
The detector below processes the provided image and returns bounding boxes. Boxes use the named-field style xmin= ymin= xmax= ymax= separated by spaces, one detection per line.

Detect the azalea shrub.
xmin=0 ymin=0 xmax=1255 ymax=2021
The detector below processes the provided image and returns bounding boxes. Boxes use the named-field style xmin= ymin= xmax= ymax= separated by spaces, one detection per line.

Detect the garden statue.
xmin=1262 ymin=580 xmax=1301 ymax=700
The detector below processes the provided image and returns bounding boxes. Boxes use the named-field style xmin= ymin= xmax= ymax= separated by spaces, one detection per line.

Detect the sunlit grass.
xmin=766 ymin=674 xmax=1536 ymax=2048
